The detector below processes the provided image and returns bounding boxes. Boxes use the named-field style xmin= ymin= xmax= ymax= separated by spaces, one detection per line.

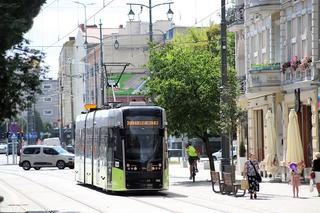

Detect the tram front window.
xmin=125 ymin=130 xmax=162 ymax=163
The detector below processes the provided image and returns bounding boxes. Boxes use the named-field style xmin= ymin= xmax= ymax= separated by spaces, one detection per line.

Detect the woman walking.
xmin=312 ymin=152 xmax=320 ymax=197
xmin=243 ymin=153 xmax=260 ymax=199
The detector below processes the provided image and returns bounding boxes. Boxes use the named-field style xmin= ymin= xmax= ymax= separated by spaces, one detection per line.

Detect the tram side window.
xmin=113 ymin=128 xmax=122 ymax=162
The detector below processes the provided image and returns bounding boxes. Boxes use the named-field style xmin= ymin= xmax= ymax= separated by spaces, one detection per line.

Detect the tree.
xmin=0 ymin=0 xmax=47 ymax=121
xmin=142 ymin=25 xmax=238 ymax=171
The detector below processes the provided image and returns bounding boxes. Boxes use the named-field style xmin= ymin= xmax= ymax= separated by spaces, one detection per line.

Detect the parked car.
xmin=6 ymin=142 xmax=20 ymax=156
xmin=0 ymin=143 xmax=7 ymax=154
xmin=65 ymin=145 xmax=74 ymax=154
xmin=42 ymin=137 xmax=61 ymax=146
xmin=212 ymin=145 xmax=237 ymax=161
xmin=19 ymin=145 xmax=74 ymax=170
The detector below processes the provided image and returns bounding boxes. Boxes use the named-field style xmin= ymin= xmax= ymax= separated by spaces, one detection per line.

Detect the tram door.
xmin=106 ymin=128 xmax=114 ymax=189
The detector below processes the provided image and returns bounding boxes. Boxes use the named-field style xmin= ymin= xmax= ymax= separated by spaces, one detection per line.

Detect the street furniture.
xmin=222 ymin=172 xmax=246 ymax=197
xmin=210 ymin=171 xmax=225 ymax=193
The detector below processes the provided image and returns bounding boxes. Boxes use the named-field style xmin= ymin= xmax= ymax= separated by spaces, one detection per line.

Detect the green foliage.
xmin=144 ymin=28 xmax=221 ymax=138
xmin=239 ymin=140 xmax=246 ymax=157
xmin=0 ymin=0 xmax=47 ymax=121
xmin=142 ymin=25 xmax=239 ymax=170
xmin=43 ymin=122 xmax=53 ymax=132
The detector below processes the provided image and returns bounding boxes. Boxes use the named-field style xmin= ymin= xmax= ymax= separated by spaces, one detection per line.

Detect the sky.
xmin=25 ymin=0 xmax=228 ymax=78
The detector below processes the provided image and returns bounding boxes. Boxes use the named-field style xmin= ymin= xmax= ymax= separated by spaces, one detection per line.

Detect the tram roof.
xmin=76 ymin=105 xmax=165 ymax=129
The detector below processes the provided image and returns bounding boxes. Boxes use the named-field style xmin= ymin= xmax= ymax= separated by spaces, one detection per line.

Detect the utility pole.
xmin=59 ymin=76 xmax=64 ymax=144
xmin=220 ymin=0 xmax=230 ymax=173
xmin=148 ymin=0 xmax=153 ymax=42
xmin=127 ymin=1 xmax=173 ymax=43
xmin=69 ymin=61 xmax=75 ymax=145
xmin=99 ymin=20 xmax=105 ymax=106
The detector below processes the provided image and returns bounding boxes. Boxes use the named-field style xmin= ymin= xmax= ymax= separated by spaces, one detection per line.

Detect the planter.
xmin=237 ymin=157 xmax=247 ymax=175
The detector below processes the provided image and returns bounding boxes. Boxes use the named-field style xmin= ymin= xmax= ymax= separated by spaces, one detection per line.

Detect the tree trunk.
xmin=202 ymin=131 xmax=215 ymax=171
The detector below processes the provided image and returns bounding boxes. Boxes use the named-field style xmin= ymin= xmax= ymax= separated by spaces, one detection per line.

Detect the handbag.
xmin=310 ymin=171 xmax=315 ymax=179
xmin=249 ymin=160 xmax=262 ymax=183
xmin=241 ymin=179 xmax=249 ymax=190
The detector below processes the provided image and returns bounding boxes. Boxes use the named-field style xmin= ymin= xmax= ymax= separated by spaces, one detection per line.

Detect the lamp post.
xmin=127 ymin=0 xmax=174 ymax=43
xmin=73 ymin=1 xmax=95 ymax=45
xmin=220 ymin=0 xmax=230 ymax=173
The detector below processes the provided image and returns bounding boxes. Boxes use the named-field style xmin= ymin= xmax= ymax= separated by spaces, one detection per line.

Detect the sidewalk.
xmin=169 ymin=161 xmax=320 ymax=212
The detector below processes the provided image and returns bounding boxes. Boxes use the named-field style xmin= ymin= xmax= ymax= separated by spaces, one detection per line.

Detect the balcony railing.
xmin=246 ymin=0 xmax=280 ymax=8
xmin=226 ymin=4 xmax=244 ymax=27
xmin=247 ymin=67 xmax=281 ymax=92
xmin=282 ymin=68 xmax=312 ymax=85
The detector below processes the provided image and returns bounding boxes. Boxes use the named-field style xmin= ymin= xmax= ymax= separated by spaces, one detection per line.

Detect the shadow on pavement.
xmin=77 ymin=183 xmax=187 ymax=198
xmin=171 ymin=180 xmax=211 ymax=187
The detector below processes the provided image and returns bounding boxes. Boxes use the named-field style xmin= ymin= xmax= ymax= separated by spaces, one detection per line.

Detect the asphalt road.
xmin=0 ymin=157 xmax=320 ymax=213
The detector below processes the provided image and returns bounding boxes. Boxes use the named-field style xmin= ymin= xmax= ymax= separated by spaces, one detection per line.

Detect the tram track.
xmin=0 ymin=168 xmax=264 ymax=213
xmin=0 ymin=178 xmax=50 ymax=213
xmin=0 ymin=170 xmax=106 ymax=213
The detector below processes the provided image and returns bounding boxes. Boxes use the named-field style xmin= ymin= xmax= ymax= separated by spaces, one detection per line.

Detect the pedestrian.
xmin=289 ymin=162 xmax=301 ymax=198
xmin=0 ymin=195 xmax=3 ymax=202
xmin=243 ymin=153 xmax=260 ymax=199
xmin=312 ymin=152 xmax=320 ymax=197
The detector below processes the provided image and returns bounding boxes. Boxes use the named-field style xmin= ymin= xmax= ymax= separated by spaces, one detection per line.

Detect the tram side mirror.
xmin=119 ymin=128 xmax=125 ymax=138
xmin=159 ymin=128 xmax=165 ymax=137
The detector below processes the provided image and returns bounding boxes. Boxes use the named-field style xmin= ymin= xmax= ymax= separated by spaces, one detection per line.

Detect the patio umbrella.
xmin=264 ymin=110 xmax=278 ymax=173
xmin=286 ymin=109 xmax=304 ymax=167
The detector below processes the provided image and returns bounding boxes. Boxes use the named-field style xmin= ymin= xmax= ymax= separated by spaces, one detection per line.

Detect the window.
xmin=90 ymin=67 xmax=94 ymax=77
xmin=43 ymin=110 xmax=53 ymax=116
xmin=43 ymin=84 xmax=51 ymax=89
xmin=23 ymin=147 xmax=40 ymax=155
xmin=43 ymin=148 xmax=58 ymax=155
xmin=43 ymin=97 xmax=52 ymax=102
xmin=286 ymin=20 xmax=291 ymax=60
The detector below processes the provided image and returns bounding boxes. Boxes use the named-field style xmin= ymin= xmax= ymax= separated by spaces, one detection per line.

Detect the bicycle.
xmin=191 ymin=159 xmax=197 ymax=182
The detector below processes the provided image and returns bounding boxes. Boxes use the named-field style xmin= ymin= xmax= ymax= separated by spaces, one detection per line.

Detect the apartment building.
xmin=229 ymin=0 xmax=320 ymax=173
xmin=85 ymin=20 xmax=172 ymax=104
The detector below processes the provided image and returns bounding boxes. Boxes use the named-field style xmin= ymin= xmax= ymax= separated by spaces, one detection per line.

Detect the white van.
xmin=19 ymin=145 xmax=74 ymax=170
xmin=42 ymin=137 xmax=61 ymax=146
xmin=212 ymin=144 xmax=237 ymax=161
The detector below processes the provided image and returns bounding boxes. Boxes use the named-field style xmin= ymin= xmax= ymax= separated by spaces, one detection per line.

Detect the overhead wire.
xmin=44 ymin=0 xmax=116 ymax=51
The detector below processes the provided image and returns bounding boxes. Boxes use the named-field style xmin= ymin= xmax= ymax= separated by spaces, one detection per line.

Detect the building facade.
xmin=85 ymin=20 xmax=172 ymax=104
xmin=229 ymin=0 xmax=320 ymax=174
xmin=34 ymin=78 xmax=59 ymax=128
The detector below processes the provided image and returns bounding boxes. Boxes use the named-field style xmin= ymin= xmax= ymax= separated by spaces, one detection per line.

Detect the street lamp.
xmin=73 ymin=1 xmax=95 ymax=45
xmin=127 ymin=0 xmax=174 ymax=42
xmin=167 ymin=5 xmax=174 ymax=21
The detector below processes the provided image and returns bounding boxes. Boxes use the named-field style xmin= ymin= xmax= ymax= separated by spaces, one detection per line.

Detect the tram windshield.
xmin=125 ymin=116 xmax=162 ymax=163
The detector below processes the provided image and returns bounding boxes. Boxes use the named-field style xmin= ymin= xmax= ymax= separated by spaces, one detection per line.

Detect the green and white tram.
xmin=74 ymin=103 xmax=169 ymax=191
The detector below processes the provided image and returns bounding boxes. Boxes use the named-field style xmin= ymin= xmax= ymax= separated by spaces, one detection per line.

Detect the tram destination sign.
xmin=126 ymin=120 xmax=159 ymax=126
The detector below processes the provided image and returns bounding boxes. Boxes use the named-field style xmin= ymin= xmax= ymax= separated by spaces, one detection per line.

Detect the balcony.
xmin=226 ymin=4 xmax=244 ymax=32
xmin=247 ymin=63 xmax=281 ymax=93
xmin=246 ymin=0 xmax=280 ymax=13
xmin=282 ymin=68 xmax=312 ymax=85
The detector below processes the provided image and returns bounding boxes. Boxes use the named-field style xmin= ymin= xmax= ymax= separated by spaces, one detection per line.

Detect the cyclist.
xmin=186 ymin=142 xmax=199 ymax=180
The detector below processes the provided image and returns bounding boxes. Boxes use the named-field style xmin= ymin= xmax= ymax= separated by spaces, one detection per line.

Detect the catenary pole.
xmin=220 ymin=0 xmax=230 ymax=173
